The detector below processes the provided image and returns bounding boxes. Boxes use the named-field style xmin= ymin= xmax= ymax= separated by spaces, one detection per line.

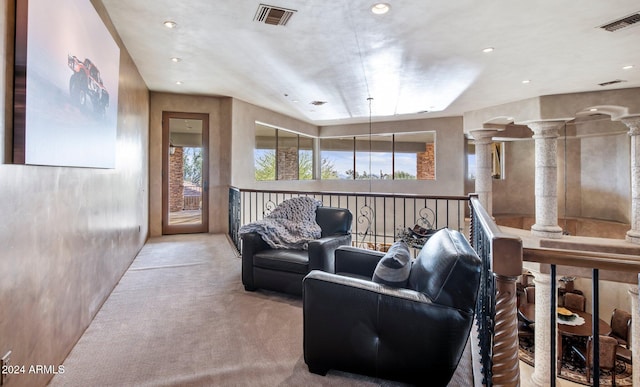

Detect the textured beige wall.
xmin=493 ymin=135 xmax=582 ymax=219
xmin=230 ymin=98 xmax=322 ymax=191
xmin=148 ymin=92 xmax=231 ymax=236
xmin=319 ymin=117 xmax=465 ymax=195
xmin=231 ymin=106 xmax=466 ymax=196
xmin=463 ymin=87 xmax=640 ymax=132
xmin=0 ymin=1 xmax=149 ymax=386
xmin=578 ymin=120 xmax=630 ymax=223
xmin=575 ymin=278 xmax=633 ymax=321
xmin=493 ymin=140 xmax=536 ymax=215
xmin=539 ymin=88 xmax=640 ymax=121
xmin=492 ymin=118 xmax=631 ymax=225
xmin=463 ymin=97 xmax=542 ymax=132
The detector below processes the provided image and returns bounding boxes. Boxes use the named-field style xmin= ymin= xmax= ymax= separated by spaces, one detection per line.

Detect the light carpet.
xmin=49 ymin=234 xmax=475 ymax=386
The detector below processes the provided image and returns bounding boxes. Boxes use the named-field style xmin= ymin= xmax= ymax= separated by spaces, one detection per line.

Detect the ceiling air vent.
xmin=254 ymin=4 xmax=296 ymax=26
xmin=599 ymin=12 xmax=640 ymax=32
xmin=598 ymin=79 xmax=627 ymax=87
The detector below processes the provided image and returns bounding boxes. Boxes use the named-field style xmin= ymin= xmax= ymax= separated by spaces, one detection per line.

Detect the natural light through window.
xmin=254 ymin=124 xmax=436 ymax=181
xmin=320 ymin=132 xmax=435 ymax=180
xmin=254 ymin=123 xmax=316 ymax=181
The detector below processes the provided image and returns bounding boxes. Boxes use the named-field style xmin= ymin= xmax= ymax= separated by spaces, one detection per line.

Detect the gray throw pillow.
xmin=372 ymin=241 xmax=411 ymax=287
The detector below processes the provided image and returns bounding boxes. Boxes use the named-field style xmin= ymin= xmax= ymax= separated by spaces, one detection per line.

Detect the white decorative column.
xmin=529 ymin=272 xmax=555 ymax=386
xmin=528 ymin=121 xmax=564 ymax=239
xmin=470 ymin=129 xmax=500 ymax=215
xmin=622 ymin=117 xmax=640 ymax=244
xmin=629 ymin=284 xmax=639 ymax=386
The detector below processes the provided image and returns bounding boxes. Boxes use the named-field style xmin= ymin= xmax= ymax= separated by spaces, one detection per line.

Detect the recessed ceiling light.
xmin=482 ymin=47 xmax=494 ymax=53
xmin=623 ymin=65 xmax=634 ymax=70
xmin=175 ymin=81 xmax=182 ymax=85
xmin=171 ymin=57 xmax=181 ymax=63
xmin=163 ymin=20 xmax=177 ymax=29
xmin=522 ymin=79 xmax=531 ymax=84
xmin=371 ymin=3 xmax=390 ymax=14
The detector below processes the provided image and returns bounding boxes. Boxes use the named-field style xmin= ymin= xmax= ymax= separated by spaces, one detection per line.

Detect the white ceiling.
xmin=101 ymin=0 xmax=640 ymax=126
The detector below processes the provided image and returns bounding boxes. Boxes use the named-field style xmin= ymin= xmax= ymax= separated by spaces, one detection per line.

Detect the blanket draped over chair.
xmin=239 ymin=197 xmax=323 ymax=250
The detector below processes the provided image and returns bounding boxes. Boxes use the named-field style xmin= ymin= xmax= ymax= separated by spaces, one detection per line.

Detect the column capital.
xmin=621 ymin=116 xmax=640 ymax=135
xmin=527 ymin=120 xmax=565 ymax=138
xmin=469 ymin=129 xmax=501 ymax=144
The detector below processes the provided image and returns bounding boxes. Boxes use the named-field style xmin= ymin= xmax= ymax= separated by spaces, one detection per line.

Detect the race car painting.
xmin=67 ymin=54 xmax=109 ymax=117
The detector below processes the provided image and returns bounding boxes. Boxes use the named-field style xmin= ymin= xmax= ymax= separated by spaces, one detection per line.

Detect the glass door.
xmin=162 ymin=111 xmax=209 ymax=234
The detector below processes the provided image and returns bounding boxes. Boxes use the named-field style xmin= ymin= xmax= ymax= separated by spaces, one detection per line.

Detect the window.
xmin=394 ymin=132 xmax=435 ymax=180
xmin=355 ymin=136 xmax=372 ymax=180
xmin=254 ymin=125 xmax=276 ymax=181
xmin=277 ymin=130 xmax=298 ymax=180
xmin=320 ymin=138 xmax=353 ymax=179
xmin=255 ymin=127 xmax=436 ymax=182
xmin=254 ymin=123 xmax=315 ymax=181
xmin=354 ymin=135 xmax=393 ymax=179
xmin=298 ymin=136 xmax=314 ymax=180
xmin=320 ymin=132 xmax=435 ymax=180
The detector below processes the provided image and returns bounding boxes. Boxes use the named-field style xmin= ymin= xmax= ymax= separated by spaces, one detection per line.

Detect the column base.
xmin=626 ymin=229 xmax=640 ymax=244
xmin=531 ymin=224 xmax=563 ymax=239
xmin=530 ymin=371 xmax=550 ymax=387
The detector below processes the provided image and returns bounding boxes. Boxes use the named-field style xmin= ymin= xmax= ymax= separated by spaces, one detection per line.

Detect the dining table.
xmin=518 ymin=303 xmax=612 ymax=371
xmin=519 ymin=303 xmax=611 ymax=337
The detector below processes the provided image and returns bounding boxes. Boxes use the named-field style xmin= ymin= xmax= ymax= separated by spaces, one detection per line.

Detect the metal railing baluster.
xmin=550 ymin=264 xmax=557 ymax=387
xmin=232 ymin=188 xmax=470 ymax=254
xmin=592 ymin=269 xmax=600 ymax=386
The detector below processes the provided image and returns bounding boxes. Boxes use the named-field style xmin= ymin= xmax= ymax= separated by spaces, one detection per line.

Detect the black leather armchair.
xmin=241 ymin=206 xmax=352 ymax=296
xmin=302 ymin=228 xmax=481 ymax=386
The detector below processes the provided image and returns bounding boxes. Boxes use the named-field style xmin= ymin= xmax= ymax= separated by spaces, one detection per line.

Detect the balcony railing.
xmin=228 ymin=187 xmax=470 ymax=253
xmin=470 ymin=196 xmax=640 ymax=386
xmin=183 ymin=183 xmax=202 ymax=210
xmin=519 ymin=242 xmax=640 ymax=386
xmin=470 ymin=196 xmax=523 ymax=386
xmin=228 ymin=188 xmax=640 ymax=386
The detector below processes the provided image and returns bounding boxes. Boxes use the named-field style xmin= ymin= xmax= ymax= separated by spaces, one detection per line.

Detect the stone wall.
xmin=417 ymin=143 xmax=435 ymax=180
xmin=169 ymin=147 xmax=184 ymax=211
xmin=277 ymin=147 xmax=298 ymax=180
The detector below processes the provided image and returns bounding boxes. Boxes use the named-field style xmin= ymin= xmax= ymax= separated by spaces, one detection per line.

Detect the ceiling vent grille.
xmin=599 ymin=12 xmax=640 ymax=32
xmin=254 ymin=4 xmax=296 ymax=26
xmin=598 ymin=79 xmax=627 ymax=87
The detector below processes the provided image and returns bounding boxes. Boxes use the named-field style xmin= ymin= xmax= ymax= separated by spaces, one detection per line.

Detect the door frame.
xmin=162 ymin=111 xmax=209 ymax=234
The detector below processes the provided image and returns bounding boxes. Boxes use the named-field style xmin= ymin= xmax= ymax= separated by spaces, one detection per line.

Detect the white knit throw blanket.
xmin=239 ymin=197 xmax=322 ymax=250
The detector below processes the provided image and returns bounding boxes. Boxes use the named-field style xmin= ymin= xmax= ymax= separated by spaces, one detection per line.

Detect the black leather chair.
xmin=241 ymin=206 xmax=352 ymax=296
xmin=302 ymin=228 xmax=481 ymax=386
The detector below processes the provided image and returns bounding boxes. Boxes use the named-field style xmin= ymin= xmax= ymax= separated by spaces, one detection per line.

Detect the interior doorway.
xmin=162 ymin=111 xmax=209 ymax=234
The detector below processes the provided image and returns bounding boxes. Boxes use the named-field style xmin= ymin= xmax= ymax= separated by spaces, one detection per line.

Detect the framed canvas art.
xmin=14 ymin=0 xmax=120 ymax=168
